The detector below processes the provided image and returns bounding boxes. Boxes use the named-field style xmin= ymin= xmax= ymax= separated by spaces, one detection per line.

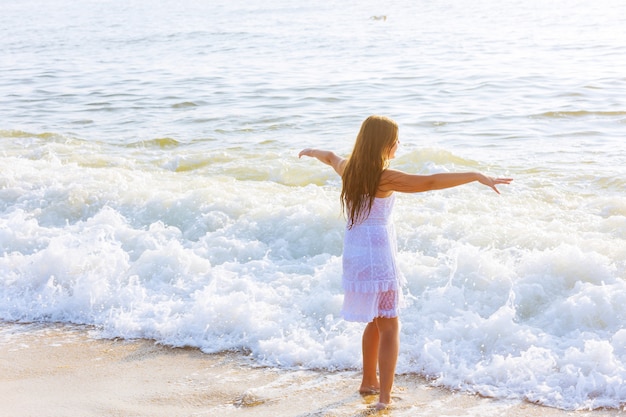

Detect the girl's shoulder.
xmin=376 ymin=169 xmax=400 ymax=197
xmin=378 ymin=168 xmax=405 ymax=185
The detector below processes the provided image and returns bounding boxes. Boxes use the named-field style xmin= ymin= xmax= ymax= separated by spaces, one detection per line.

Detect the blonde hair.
xmin=341 ymin=115 xmax=399 ymax=228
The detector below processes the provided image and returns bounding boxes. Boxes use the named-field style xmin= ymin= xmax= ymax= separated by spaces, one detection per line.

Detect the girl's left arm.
xmin=299 ymin=148 xmax=346 ymax=176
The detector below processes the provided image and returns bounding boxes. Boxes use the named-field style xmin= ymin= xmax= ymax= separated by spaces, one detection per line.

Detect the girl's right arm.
xmin=299 ymin=148 xmax=346 ymax=176
xmin=380 ymin=169 xmax=512 ymax=194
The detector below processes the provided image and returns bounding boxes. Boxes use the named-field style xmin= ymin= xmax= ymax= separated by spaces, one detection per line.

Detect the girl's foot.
xmin=359 ymin=385 xmax=380 ymax=395
xmin=369 ymin=401 xmax=390 ymax=411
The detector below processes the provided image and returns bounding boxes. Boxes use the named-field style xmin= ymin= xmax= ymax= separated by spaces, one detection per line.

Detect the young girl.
xmin=299 ymin=115 xmax=512 ymax=410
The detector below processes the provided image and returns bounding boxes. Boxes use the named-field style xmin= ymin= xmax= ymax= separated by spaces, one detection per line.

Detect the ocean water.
xmin=1 ymin=0 xmax=626 ymax=411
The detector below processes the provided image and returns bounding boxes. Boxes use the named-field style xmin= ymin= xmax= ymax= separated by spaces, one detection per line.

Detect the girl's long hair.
xmin=341 ymin=115 xmax=399 ymax=228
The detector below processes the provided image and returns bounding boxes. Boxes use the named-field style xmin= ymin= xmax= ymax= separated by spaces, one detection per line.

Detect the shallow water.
xmin=1 ymin=0 xmax=625 ymax=410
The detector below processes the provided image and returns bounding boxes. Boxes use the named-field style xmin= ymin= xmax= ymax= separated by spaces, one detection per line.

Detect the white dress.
xmin=341 ymin=194 xmax=405 ymax=322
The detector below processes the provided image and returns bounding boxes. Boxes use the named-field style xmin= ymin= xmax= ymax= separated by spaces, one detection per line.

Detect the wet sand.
xmin=0 ymin=323 xmax=623 ymax=417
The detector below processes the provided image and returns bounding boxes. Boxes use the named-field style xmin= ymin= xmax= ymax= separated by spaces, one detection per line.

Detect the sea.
xmin=1 ymin=0 xmax=625 ymax=411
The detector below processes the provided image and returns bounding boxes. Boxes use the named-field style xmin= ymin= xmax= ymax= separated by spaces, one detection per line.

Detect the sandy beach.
xmin=0 ymin=323 xmax=622 ymax=417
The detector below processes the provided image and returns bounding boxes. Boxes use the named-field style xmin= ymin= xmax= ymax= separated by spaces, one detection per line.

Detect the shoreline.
xmin=0 ymin=322 xmax=622 ymax=417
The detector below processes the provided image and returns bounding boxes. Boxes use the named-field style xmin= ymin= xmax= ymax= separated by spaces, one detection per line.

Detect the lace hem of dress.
xmin=342 ymin=279 xmax=398 ymax=293
xmin=341 ymin=309 xmax=398 ymax=323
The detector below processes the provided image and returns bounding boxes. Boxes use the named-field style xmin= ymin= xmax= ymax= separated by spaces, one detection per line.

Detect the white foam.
xmin=3 ymin=0 xmax=626 ymax=409
xmin=1 ymin=141 xmax=625 ymax=411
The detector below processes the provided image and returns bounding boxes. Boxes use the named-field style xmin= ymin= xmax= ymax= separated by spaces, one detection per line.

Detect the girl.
xmin=299 ymin=115 xmax=512 ymax=409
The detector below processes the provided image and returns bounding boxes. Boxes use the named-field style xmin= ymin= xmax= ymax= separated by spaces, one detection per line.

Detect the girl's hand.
xmin=298 ymin=149 xmax=346 ymax=175
xmin=478 ymin=174 xmax=513 ymax=194
xmin=299 ymin=148 xmax=315 ymax=158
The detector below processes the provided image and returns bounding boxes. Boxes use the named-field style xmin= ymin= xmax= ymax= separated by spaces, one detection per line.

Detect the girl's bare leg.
xmin=374 ymin=317 xmax=399 ymax=407
xmin=359 ymin=320 xmax=380 ymax=394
